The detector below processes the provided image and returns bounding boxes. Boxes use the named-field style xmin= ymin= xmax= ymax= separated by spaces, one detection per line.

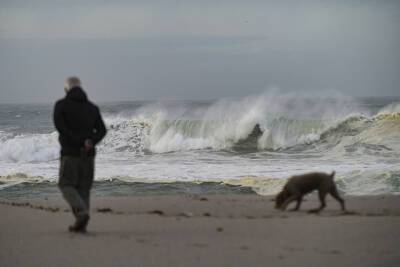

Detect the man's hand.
xmin=84 ymin=139 xmax=94 ymax=153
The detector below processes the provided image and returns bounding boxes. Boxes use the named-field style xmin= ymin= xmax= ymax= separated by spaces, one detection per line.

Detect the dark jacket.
xmin=53 ymin=87 xmax=107 ymax=157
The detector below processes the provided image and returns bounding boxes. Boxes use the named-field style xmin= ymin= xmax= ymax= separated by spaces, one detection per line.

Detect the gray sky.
xmin=0 ymin=0 xmax=399 ymax=103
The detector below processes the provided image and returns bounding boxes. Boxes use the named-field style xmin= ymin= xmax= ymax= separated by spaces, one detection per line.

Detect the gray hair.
xmin=64 ymin=76 xmax=82 ymax=92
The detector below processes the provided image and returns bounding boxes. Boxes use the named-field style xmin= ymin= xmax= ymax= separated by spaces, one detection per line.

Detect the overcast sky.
xmin=0 ymin=0 xmax=399 ymax=103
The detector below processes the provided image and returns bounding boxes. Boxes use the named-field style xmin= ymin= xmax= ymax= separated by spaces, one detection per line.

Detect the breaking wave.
xmin=0 ymin=97 xmax=399 ymax=163
xmin=0 ymin=132 xmax=59 ymax=163
xmin=100 ymin=97 xmax=400 ymax=154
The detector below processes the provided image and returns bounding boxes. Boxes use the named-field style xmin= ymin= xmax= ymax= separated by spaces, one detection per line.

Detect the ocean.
xmin=1 ymin=93 xmax=399 ymax=199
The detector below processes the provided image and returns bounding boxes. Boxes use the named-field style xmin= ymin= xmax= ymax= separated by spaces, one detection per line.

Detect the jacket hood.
xmin=66 ymin=87 xmax=88 ymax=102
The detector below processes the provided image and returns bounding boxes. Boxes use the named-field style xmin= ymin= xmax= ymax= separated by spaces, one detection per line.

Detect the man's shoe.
xmin=68 ymin=215 xmax=89 ymax=233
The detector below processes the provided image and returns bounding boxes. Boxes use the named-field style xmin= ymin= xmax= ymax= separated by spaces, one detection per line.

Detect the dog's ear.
xmin=330 ymin=171 xmax=336 ymax=178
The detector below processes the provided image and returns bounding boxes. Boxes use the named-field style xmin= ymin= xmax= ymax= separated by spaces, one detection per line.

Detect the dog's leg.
xmin=308 ymin=191 xmax=326 ymax=213
xmin=289 ymin=196 xmax=303 ymax=211
xmin=281 ymin=194 xmax=300 ymax=211
xmin=329 ymin=186 xmax=346 ymax=211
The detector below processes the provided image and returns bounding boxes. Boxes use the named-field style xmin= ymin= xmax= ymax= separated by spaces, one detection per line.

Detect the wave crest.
xmin=1 ymin=96 xmax=399 ymax=163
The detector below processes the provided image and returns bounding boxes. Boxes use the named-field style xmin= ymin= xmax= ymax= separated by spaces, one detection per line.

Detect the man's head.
xmin=64 ymin=76 xmax=82 ymax=93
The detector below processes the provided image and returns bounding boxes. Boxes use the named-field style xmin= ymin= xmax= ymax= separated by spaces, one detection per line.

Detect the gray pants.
xmin=58 ymin=156 xmax=95 ymax=219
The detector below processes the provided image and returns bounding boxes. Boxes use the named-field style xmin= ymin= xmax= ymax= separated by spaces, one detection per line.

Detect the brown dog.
xmin=275 ymin=171 xmax=345 ymax=213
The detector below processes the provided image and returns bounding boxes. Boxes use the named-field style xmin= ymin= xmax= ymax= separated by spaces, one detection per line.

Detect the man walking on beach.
xmin=53 ymin=76 xmax=107 ymax=233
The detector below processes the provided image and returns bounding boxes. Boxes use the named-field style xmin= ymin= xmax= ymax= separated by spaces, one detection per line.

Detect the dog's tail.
xmin=330 ymin=171 xmax=336 ymax=179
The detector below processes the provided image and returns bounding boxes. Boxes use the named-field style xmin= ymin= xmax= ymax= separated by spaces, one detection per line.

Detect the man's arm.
xmin=91 ymin=107 xmax=107 ymax=145
xmin=53 ymin=101 xmax=83 ymax=145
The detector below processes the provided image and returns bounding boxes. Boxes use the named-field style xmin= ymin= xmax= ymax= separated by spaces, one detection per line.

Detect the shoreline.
xmin=2 ymin=195 xmax=400 ymax=267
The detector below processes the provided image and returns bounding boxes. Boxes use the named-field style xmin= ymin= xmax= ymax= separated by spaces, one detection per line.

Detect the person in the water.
xmin=53 ymin=76 xmax=107 ymax=233
xmin=233 ymin=123 xmax=264 ymax=151
xmin=250 ymin=123 xmax=263 ymax=138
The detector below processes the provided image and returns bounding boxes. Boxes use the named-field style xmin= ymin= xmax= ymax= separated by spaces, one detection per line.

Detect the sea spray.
xmin=0 ymin=94 xmax=399 ymax=196
xmin=1 ymin=93 xmax=398 ymax=160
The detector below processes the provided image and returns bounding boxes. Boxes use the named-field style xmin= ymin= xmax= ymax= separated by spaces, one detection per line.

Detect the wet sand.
xmin=1 ymin=195 xmax=400 ymax=267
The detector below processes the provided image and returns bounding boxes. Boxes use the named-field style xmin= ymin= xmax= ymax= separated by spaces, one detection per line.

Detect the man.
xmin=53 ymin=76 xmax=107 ymax=233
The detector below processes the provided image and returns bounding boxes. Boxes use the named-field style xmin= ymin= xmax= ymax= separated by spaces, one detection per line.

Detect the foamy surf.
xmin=0 ymin=94 xmax=399 ymax=196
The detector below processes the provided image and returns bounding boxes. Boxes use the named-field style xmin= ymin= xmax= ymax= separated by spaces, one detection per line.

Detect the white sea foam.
xmin=1 ymin=93 xmax=397 ymax=164
xmin=0 ymin=94 xmax=399 ymax=196
xmin=0 ymin=132 xmax=59 ymax=163
xmin=101 ymin=92 xmax=371 ymax=153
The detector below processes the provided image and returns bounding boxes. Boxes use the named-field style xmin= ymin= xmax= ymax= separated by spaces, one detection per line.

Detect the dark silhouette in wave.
xmin=233 ymin=124 xmax=263 ymax=151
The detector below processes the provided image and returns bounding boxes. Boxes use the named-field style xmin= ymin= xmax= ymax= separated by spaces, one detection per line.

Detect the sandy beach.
xmin=2 ymin=1 xmax=400 ymax=266
xmin=1 ymin=195 xmax=399 ymax=267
